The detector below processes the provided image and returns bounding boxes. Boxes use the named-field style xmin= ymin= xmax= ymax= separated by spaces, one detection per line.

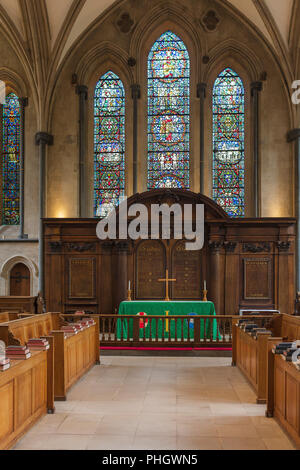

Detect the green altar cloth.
xmin=117 ymin=301 xmax=219 ymax=341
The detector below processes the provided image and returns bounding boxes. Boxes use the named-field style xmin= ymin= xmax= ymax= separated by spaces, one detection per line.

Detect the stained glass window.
xmin=213 ymin=68 xmax=245 ymax=217
xmin=94 ymin=71 xmax=125 ymax=217
xmin=148 ymin=31 xmax=190 ymax=189
xmin=2 ymin=93 xmax=20 ymax=225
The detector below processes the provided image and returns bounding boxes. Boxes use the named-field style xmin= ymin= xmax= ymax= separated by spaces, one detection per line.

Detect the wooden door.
xmin=9 ymin=263 xmax=30 ymax=296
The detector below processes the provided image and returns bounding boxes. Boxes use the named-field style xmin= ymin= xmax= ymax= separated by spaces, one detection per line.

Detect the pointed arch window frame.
xmin=212 ymin=67 xmax=245 ymax=218
xmin=147 ymin=30 xmax=190 ymax=190
xmin=1 ymin=92 xmax=21 ymax=226
xmin=93 ymin=70 xmax=126 ymax=218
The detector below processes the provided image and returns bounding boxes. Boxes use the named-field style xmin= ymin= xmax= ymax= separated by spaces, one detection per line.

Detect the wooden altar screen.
xmin=43 ymin=189 xmax=296 ymax=315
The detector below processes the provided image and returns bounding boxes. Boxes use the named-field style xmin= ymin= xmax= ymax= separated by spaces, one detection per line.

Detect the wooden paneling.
xmin=0 ymin=351 xmax=48 ymax=450
xmin=68 ymin=258 xmax=95 ymax=299
xmin=136 ymin=241 xmax=165 ymax=300
xmin=0 ymin=297 xmax=36 ymax=314
xmin=270 ymin=356 xmax=300 ymax=448
xmin=43 ymin=190 xmax=296 ymax=314
xmin=171 ymin=241 xmax=201 ymax=299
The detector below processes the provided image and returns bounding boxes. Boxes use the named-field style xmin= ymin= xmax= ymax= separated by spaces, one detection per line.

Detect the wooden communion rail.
xmin=97 ymin=315 xmax=273 ymax=348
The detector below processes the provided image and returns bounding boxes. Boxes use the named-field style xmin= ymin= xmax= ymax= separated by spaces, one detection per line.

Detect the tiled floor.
xmin=13 ymin=356 xmax=295 ymax=450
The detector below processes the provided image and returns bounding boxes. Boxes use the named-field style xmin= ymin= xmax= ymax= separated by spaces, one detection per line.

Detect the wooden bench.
xmin=0 ymin=312 xmax=100 ymax=401
xmin=232 ymin=314 xmax=300 ymax=404
xmin=0 ymin=350 xmax=48 ymax=450
xmin=267 ymin=354 xmax=300 ymax=448
xmin=0 ymin=312 xmax=23 ymax=323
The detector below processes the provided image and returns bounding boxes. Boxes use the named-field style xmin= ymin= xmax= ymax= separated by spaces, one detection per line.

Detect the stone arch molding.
xmin=75 ymin=42 xmax=134 ymax=86
xmin=0 ymin=67 xmax=28 ymax=98
xmin=203 ymin=39 xmax=263 ymax=83
xmin=129 ymin=1 xmax=203 ymax=81
xmin=0 ymin=256 xmax=39 ymax=296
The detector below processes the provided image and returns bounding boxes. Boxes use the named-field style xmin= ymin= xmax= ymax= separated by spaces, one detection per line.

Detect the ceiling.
xmin=0 ymin=0 xmax=296 ymax=65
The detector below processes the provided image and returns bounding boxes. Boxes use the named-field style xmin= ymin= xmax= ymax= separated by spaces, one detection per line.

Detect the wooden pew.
xmin=267 ymin=353 xmax=300 ymax=449
xmin=0 ymin=312 xmax=100 ymax=401
xmin=0 ymin=296 xmax=36 ymax=314
xmin=232 ymin=314 xmax=290 ymax=403
xmin=233 ymin=314 xmax=300 ymax=404
xmin=52 ymin=314 xmax=100 ymax=400
xmin=0 ymin=350 xmax=49 ymax=450
xmin=0 ymin=312 xmax=22 ymax=323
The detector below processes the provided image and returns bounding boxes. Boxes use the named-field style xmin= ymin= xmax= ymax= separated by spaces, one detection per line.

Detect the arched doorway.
xmin=9 ymin=263 xmax=31 ymax=296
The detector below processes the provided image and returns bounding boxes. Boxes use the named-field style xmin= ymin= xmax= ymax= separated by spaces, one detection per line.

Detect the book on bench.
xmin=27 ymin=338 xmax=50 ymax=351
xmin=0 ymin=358 xmax=11 ymax=371
xmin=6 ymin=346 xmax=31 ymax=360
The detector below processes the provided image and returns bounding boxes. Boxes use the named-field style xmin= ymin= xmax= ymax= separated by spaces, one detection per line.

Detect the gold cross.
xmin=158 ymin=269 xmax=176 ymax=302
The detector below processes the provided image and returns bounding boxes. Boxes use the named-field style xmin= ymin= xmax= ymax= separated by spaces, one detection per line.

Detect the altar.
xmin=117 ymin=301 xmax=219 ymax=341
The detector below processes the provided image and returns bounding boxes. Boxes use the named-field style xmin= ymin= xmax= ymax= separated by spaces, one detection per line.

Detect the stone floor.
xmin=13 ymin=356 xmax=295 ymax=450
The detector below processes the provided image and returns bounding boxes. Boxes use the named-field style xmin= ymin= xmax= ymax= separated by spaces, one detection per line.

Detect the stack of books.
xmin=60 ymin=325 xmax=78 ymax=336
xmin=272 ymin=342 xmax=294 ymax=354
xmin=73 ymin=323 xmax=84 ymax=332
xmin=250 ymin=328 xmax=273 ymax=339
xmin=241 ymin=323 xmax=259 ymax=333
xmin=27 ymin=338 xmax=50 ymax=351
xmin=0 ymin=358 xmax=11 ymax=371
xmin=6 ymin=345 xmax=31 ymax=360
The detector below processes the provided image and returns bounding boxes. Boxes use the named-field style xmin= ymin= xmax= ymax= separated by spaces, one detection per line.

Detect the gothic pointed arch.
xmin=212 ymin=67 xmax=245 ymax=217
xmin=94 ymin=70 xmax=126 ymax=217
xmin=147 ymin=30 xmax=190 ymax=190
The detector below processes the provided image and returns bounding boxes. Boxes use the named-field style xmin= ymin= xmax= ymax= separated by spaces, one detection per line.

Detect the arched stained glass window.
xmin=212 ymin=68 xmax=245 ymax=217
xmin=148 ymin=31 xmax=190 ymax=189
xmin=2 ymin=93 xmax=20 ymax=225
xmin=94 ymin=71 xmax=125 ymax=217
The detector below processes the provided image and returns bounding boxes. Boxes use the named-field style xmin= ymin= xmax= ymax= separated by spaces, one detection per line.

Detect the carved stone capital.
xmin=197 ymin=82 xmax=207 ymax=99
xmin=287 ymin=128 xmax=300 ymax=143
xmin=35 ymin=132 xmax=54 ymax=146
xmin=131 ymin=84 xmax=141 ymax=100
xmin=76 ymin=85 xmax=88 ymax=99
xmin=251 ymin=81 xmax=263 ymax=95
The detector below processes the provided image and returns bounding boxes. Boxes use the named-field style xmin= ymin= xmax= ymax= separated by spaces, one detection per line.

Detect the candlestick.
xmin=127 ymin=289 xmax=132 ymax=301
xmin=203 ymin=290 xmax=208 ymax=302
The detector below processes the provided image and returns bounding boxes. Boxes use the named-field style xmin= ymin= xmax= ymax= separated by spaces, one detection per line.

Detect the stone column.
xmin=197 ymin=83 xmax=207 ymax=194
xmin=209 ymin=241 xmax=225 ymax=314
xmin=251 ymin=81 xmax=263 ymax=217
xmin=76 ymin=85 xmax=88 ymax=217
xmin=19 ymin=98 xmax=28 ymax=239
xmin=131 ymin=84 xmax=140 ymax=194
xmin=35 ymin=132 xmax=54 ymax=296
xmin=287 ymin=128 xmax=300 ymax=293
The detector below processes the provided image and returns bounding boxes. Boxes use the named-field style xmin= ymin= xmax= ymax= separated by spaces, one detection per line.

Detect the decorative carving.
xmin=65 ymin=243 xmax=96 ymax=253
xmin=157 ymin=189 xmax=181 ymax=205
xmin=117 ymin=12 xmax=134 ymax=34
xmin=224 ymin=242 xmax=237 ymax=253
xmin=115 ymin=241 xmax=130 ymax=253
xmin=49 ymin=242 xmax=63 ymax=253
xmin=209 ymin=241 xmax=223 ymax=253
xmin=201 ymin=10 xmax=220 ymax=32
xmin=128 ymin=57 xmax=136 ymax=67
xmin=8 ymin=331 xmax=21 ymax=346
xmin=277 ymin=241 xmax=291 ymax=252
xmin=242 ymin=242 xmax=271 ymax=253
xmin=36 ymin=292 xmax=46 ymax=314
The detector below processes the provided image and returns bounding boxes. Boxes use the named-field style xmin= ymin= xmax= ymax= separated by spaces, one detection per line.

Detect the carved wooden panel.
xmin=286 ymin=374 xmax=298 ymax=431
xmin=136 ymin=241 xmax=166 ymax=299
xmin=171 ymin=241 xmax=201 ymax=299
xmin=0 ymin=381 xmax=14 ymax=442
xmin=68 ymin=258 xmax=95 ymax=299
xmin=243 ymin=258 xmax=272 ymax=300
